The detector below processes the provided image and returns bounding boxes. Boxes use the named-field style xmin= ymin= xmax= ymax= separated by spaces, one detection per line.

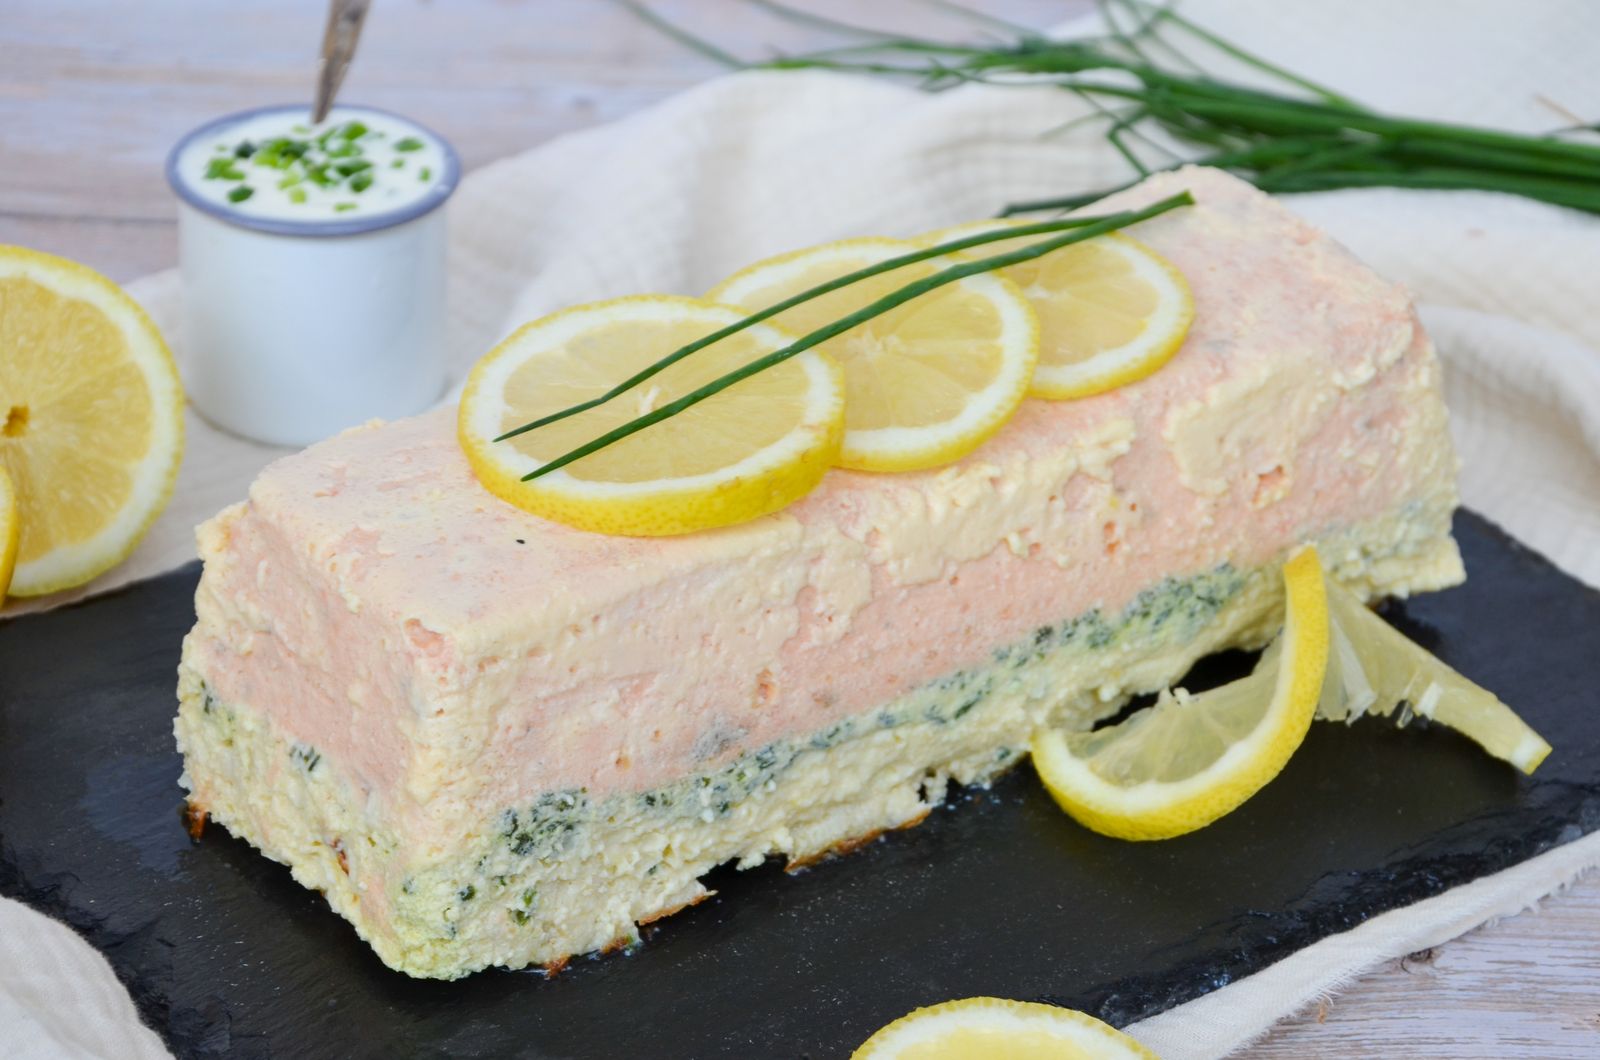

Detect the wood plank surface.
xmin=2 ymin=2 xmax=1595 ymax=1057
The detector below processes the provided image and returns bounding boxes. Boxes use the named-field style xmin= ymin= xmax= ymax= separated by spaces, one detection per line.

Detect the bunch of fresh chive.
xmin=618 ymin=0 xmax=1600 ymax=217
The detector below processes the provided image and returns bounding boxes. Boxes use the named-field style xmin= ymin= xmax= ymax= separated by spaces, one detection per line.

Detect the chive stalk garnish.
xmin=511 ymin=192 xmax=1192 ymax=480
xmin=620 ymin=0 xmax=1600 ymax=218
xmin=227 ymin=186 xmax=254 ymax=203
xmin=497 ymin=208 xmax=1135 ymax=445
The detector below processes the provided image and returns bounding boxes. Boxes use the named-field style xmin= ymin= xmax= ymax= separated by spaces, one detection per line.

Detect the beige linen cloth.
xmin=4 ymin=1 xmax=1599 ymax=1056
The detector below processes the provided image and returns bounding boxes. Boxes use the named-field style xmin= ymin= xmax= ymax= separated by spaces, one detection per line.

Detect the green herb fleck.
xmin=395 ymin=137 xmax=425 ymax=152
xmin=233 ymin=140 xmax=256 ymax=158
xmin=204 ymin=157 xmax=246 ymax=181
xmin=418 ymin=166 xmax=432 ymax=182
xmin=334 ymin=202 xmax=358 ymax=213
xmin=227 ymin=185 xmax=255 ymax=203
xmin=457 ymin=884 xmax=476 ymax=901
xmin=288 ymin=187 xmax=308 ymax=204
xmin=291 ymin=123 xmax=311 ymax=134
xmin=350 ymin=172 xmax=373 ymax=193
xmin=391 ymin=158 xmax=406 ymax=169
xmin=340 ymin=120 xmax=368 ymax=140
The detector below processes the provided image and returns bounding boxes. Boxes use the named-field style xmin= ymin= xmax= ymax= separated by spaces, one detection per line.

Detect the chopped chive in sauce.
xmin=199 ymin=115 xmax=438 ymax=213
xmin=204 ymin=157 xmax=246 ymax=181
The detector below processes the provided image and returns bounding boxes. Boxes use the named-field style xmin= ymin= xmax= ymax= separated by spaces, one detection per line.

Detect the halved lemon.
xmin=918 ymin=222 xmax=1192 ymax=401
xmin=851 ymin=997 xmax=1157 ymax=1060
xmin=457 ymin=295 xmax=844 ymax=536
xmin=707 ymin=238 xmax=1037 ymax=472
xmin=0 ymin=245 xmax=185 ymax=596
xmin=1319 ymin=575 xmax=1551 ymax=773
xmin=1031 ymin=546 xmax=1329 ymax=841
xmin=0 ymin=467 xmax=19 ymax=599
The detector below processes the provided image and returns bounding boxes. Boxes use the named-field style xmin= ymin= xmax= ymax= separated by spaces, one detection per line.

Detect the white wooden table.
xmin=4 ymin=2 xmax=1596 ymax=1055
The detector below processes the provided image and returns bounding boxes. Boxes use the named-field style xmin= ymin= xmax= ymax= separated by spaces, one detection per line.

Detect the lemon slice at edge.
xmin=1030 ymin=546 xmax=1329 ymax=841
xmin=851 ymin=997 xmax=1158 ymax=1060
xmin=0 ymin=245 xmax=185 ymax=596
xmin=1320 ymin=575 xmax=1551 ymax=773
xmin=457 ymin=295 xmax=845 ymax=536
xmin=0 ymin=466 xmax=19 ymax=599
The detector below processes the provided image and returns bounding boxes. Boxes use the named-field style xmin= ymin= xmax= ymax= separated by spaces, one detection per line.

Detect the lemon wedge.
xmin=919 ymin=222 xmax=1192 ymax=401
xmin=0 ymin=245 xmax=185 ymax=596
xmin=1319 ymin=575 xmax=1551 ymax=773
xmin=0 ymin=467 xmax=19 ymax=599
xmin=457 ymin=295 xmax=844 ymax=536
xmin=1031 ymin=546 xmax=1329 ymax=841
xmin=851 ymin=997 xmax=1157 ymax=1060
xmin=707 ymin=238 xmax=1037 ymax=472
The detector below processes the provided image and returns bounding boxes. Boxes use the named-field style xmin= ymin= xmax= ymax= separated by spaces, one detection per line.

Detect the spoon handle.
xmin=313 ymin=0 xmax=372 ymax=124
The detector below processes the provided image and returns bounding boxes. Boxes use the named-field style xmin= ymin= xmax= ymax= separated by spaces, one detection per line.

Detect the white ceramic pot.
xmin=167 ymin=104 xmax=459 ymax=447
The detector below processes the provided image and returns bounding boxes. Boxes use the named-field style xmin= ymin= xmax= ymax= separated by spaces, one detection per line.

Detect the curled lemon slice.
xmin=851 ymin=997 xmax=1157 ymax=1060
xmin=919 ymin=221 xmax=1192 ymax=401
xmin=707 ymin=238 xmax=1038 ymax=472
xmin=1031 ymin=546 xmax=1329 ymax=841
xmin=0 ymin=245 xmax=185 ymax=596
xmin=1319 ymin=575 xmax=1551 ymax=773
xmin=0 ymin=467 xmax=18 ymax=599
xmin=457 ymin=295 xmax=844 ymax=536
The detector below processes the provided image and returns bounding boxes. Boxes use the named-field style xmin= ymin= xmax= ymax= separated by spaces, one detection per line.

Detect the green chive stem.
xmin=494 ymin=209 xmax=1133 ymax=444
xmin=617 ymin=1 xmax=1600 ymax=219
xmin=516 ymin=192 xmax=1193 ymax=481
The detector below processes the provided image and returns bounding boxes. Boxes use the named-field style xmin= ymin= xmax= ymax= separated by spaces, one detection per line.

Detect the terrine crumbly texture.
xmin=175 ymin=167 xmax=1462 ymax=979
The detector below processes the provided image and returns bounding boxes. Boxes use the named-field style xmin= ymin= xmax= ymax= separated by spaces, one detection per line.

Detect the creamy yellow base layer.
xmin=175 ymin=508 xmax=1460 ymax=979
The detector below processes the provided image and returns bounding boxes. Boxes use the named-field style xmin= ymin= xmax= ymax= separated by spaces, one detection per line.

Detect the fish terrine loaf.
xmin=174 ymin=167 xmax=1462 ymax=979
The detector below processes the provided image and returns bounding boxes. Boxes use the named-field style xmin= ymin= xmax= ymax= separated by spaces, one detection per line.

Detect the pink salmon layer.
xmin=180 ymin=166 xmax=1459 ymax=854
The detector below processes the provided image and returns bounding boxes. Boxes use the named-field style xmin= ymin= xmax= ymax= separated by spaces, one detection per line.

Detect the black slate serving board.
xmin=2 ymin=510 xmax=1598 ymax=1059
